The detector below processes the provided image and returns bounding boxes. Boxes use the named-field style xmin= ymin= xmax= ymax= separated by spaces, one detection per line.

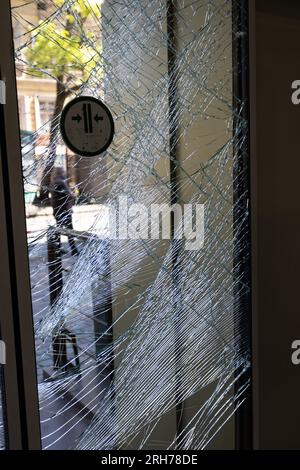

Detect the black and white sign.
xmin=60 ymin=96 xmax=114 ymax=157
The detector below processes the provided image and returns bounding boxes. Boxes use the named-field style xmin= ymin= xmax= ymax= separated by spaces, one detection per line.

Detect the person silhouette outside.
xmin=50 ymin=167 xmax=78 ymax=256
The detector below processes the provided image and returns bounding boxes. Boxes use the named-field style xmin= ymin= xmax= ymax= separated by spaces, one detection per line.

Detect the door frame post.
xmin=0 ymin=0 xmax=41 ymax=450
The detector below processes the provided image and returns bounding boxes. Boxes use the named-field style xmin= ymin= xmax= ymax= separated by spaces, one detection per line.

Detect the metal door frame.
xmin=0 ymin=0 xmax=256 ymax=450
xmin=0 ymin=0 xmax=41 ymax=450
xmin=248 ymin=0 xmax=258 ymax=450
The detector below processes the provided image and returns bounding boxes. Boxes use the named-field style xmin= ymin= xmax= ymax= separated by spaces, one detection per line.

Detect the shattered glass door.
xmin=11 ymin=0 xmax=251 ymax=449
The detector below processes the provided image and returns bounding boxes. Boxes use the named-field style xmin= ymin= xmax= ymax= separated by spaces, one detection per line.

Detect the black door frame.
xmin=0 ymin=0 xmax=41 ymax=450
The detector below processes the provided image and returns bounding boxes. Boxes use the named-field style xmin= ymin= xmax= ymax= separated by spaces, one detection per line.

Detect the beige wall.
xmin=102 ymin=0 xmax=236 ymax=449
xmin=175 ymin=1 xmax=235 ymax=450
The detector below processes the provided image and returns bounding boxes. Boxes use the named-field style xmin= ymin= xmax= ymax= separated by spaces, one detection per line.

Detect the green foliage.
xmin=25 ymin=0 xmax=102 ymax=85
xmin=53 ymin=0 xmax=98 ymax=20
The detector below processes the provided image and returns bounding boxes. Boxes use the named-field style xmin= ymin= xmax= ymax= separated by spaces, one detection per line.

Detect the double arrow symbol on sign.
xmin=72 ymin=113 xmax=103 ymax=124
xmin=71 ymin=105 xmax=105 ymax=133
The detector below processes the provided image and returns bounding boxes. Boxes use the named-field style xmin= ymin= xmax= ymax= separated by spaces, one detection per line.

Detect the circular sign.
xmin=60 ymin=96 xmax=114 ymax=157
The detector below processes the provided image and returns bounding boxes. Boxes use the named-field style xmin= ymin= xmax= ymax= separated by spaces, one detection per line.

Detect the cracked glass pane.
xmin=11 ymin=0 xmax=250 ymax=450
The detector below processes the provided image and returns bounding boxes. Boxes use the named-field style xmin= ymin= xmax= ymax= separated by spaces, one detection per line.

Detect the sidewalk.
xmin=26 ymin=203 xmax=109 ymax=241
